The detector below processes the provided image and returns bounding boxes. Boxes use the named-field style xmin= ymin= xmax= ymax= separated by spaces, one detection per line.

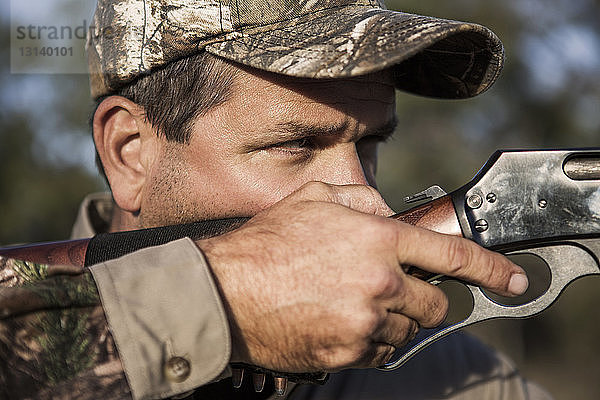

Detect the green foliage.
xmin=36 ymin=309 xmax=94 ymax=384
xmin=8 ymin=260 xmax=96 ymax=385
xmin=11 ymin=260 xmax=48 ymax=282
xmin=50 ymin=274 xmax=102 ymax=305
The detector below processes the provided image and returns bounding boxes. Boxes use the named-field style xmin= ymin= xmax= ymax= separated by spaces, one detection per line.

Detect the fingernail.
xmin=509 ymin=273 xmax=529 ymax=295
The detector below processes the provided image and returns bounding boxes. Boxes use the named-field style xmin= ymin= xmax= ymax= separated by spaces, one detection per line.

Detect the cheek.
xmin=357 ymin=141 xmax=379 ymax=184
xmin=139 ymin=156 xmax=199 ymax=227
xmin=217 ymin=163 xmax=303 ymax=210
xmin=141 ymin=155 xmax=300 ymax=226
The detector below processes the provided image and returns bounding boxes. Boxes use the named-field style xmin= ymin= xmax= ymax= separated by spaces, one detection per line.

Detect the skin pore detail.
xmin=130 ymin=67 xmax=398 ymax=230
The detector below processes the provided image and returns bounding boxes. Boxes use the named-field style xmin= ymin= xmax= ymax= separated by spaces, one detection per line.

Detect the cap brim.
xmin=205 ymin=7 xmax=504 ymax=99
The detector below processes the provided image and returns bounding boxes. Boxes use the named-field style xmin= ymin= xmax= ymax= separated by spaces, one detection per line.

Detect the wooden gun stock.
xmin=0 ymin=196 xmax=462 ymax=268
xmin=392 ymin=195 xmax=461 ymax=236
xmin=0 ymin=238 xmax=90 ymax=267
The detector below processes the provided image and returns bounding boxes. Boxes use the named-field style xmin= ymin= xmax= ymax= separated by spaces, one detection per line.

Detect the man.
xmin=1 ymin=0 xmax=549 ymax=399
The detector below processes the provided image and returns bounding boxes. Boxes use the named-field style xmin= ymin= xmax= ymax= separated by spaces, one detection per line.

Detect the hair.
xmin=91 ymin=51 xmax=239 ymax=182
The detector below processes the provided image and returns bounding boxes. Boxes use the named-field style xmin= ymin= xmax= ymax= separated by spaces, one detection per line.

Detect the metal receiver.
xmin=380 ymin=149 xmax=600 ymax=371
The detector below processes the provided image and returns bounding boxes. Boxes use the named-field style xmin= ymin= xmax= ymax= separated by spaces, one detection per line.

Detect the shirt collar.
xmin=70 ymin=192 xmax=114 ymax=239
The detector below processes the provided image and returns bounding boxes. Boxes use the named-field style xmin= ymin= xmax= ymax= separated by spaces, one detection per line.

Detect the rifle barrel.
xmin=563 ymin=156 xmax=600 ymax=180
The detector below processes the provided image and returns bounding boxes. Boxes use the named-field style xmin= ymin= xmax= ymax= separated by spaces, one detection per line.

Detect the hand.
xmin=197 ymin=182 xmax=528 ymax=373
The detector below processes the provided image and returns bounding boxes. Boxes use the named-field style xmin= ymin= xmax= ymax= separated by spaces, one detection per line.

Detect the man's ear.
xmin=93 ymin=96 xmax=159 ymax=213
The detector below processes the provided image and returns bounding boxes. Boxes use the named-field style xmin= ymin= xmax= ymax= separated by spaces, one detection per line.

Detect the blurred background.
xmin=1 ymin=0 xmax=599 ymax=398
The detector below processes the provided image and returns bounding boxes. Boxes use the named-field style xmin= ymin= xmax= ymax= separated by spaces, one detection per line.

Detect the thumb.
xmin=289 ymin=182 xmax=395 ymax=217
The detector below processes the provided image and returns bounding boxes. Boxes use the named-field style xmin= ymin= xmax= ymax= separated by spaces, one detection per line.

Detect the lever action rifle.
xmin=1 ymin=148 xmax=599 ymax=392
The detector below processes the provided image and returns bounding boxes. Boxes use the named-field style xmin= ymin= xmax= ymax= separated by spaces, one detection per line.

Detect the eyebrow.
xmin=245 ymin=117 xmax=398 ymax=150
xmin=363 ymin=117 xmax=398 ymax=140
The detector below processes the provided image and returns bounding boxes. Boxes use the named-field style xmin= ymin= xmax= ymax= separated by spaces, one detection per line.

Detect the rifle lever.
xmin=378 ymin=239 xmax=600 ymax=371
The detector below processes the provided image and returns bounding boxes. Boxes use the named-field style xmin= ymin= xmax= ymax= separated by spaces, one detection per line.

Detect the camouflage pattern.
xmin=87 ymin=0 xmax=504 ymax=99
xmin=0 ymin=256 xmax=131 ymax=399
xmin=0 ymin=255 xmax=284 ymax=399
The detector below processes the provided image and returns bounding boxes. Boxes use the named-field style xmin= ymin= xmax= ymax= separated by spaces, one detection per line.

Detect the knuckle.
xmin=317 ymin=344 xmax=368 ymax=370
xmin=349 ymin=341 xmax=370 ymax=363
xmin=364 ymin=268 xmax=400 ymax=298
xmin=364 ymin=217 xmax=397 ymax=246
xmin=484 ymin=254 xmax=500 ymax=285
xmin=407 ymin=319 xmax=420 ymax=342
xmin=364 ymin=185 xmax=385 ymax=206
xmin=300 ymin=181 xmax=332 ymax=198
xmin=373 ymin=345 xmax=397 ymax=367
xmin=425 ymin=291 xmax=449 ymax=327
xmin=482 ymin=252 xmax=512 ymax=291
xmin=380 ymin=219 xmax=400 ymax=244
xmin=445 ymin=239 xmax=473 ymax=276
xmin=349 ymin=309 xmax=382 ymax=338
xmin=399 ymin=319 xmax=420 ymax=347
xmin=314 ymin=348 xmax=340 ymax=370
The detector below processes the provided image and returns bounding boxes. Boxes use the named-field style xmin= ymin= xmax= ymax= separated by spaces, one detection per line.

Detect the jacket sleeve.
xmin=0 ymin=238 xmax=232 ymax=400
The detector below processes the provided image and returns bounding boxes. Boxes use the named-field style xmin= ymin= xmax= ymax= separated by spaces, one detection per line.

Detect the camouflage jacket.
xmin=0 ymin=253 xmax=286 ymax=400
xmin=0 ymin=257 xmax=131 ymax=399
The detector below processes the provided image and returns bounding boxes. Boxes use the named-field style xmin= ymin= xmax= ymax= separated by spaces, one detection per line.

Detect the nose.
xmin=316 ymin=143 xmax=370 ymax=186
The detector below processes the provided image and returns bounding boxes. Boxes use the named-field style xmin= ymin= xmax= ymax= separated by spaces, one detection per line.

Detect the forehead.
xmin=220 ymin=66 xmax=396 ymax=126
xmin=235 ymin=66 xmax=395 ymax=102
xmin=186 ymin=65 xmax=397 ymax=159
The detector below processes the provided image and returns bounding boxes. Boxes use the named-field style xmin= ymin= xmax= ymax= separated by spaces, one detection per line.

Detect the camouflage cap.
xmin=86 ymin=0 xmax=504 ymax=99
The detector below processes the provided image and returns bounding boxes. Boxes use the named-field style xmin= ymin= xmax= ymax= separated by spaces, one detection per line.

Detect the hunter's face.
xmin=138 ymin=67 xmax=397 ymax=227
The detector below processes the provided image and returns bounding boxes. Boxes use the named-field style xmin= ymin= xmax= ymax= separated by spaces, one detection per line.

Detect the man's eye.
xmin=275 ymin=138 xmax=312 ymax=150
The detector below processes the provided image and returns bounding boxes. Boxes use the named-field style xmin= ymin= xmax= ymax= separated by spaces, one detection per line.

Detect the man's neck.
xmin=109 ymin=207 xmax=139 ymax=233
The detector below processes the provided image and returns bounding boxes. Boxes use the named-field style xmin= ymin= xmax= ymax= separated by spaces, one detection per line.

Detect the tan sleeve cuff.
xmin=90 ymin=238 xmax=231 ymax=400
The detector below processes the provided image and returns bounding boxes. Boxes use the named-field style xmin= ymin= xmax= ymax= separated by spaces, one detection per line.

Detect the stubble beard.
xmin=138 ymin=145 xmax=200 ymax=229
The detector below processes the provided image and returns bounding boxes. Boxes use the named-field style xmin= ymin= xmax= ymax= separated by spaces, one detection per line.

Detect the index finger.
xmin=394 ymin=223 xmax=528 ymax=297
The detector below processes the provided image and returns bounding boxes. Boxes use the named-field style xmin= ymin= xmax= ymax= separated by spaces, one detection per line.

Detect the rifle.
xmin=1 ymin=148 xmax=599 ymax=390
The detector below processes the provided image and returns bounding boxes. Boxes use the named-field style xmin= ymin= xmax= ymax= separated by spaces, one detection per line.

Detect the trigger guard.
xmin=379 ymin=243 xmax=599 ymax=371
xmin=376 ymin=291 xmax=477 ymax=371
